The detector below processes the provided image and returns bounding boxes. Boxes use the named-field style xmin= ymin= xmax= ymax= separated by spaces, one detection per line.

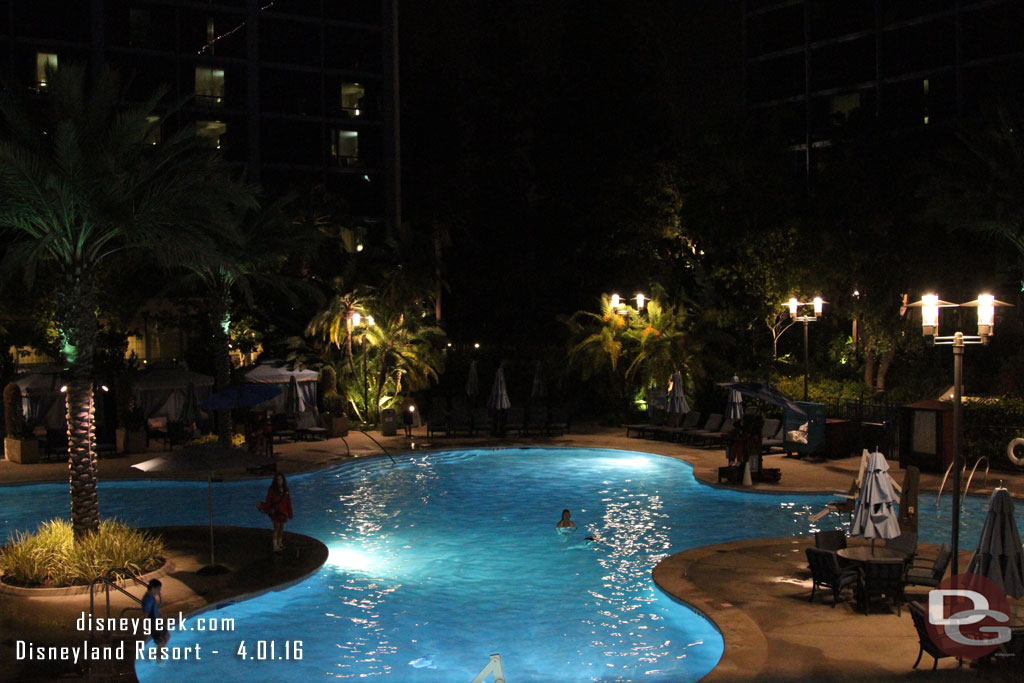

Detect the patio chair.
xmin=271 ymin=413 xmax=297 ymax=442
xmin=857 ymin=558 xmax=906 ymax=615
xmin=147 ymin=416 xmax=169 ymax=448
xmin=909 ymin=601 xmax=962 ymax=670
xmin=806 ymin=547 xmax=859 ymax=607
xmin=904 ymin=543 xmax=951 ymax=589
xmin=692 ymin=417 xmax=733 ymax=448
xmin=759 ymin=419 xmax=782 ymax=452
xmin=683 ymin=414 xmax=723 ymax=444
xmin=885 ymin=531 xmax=918 ymax=559
xmin=43 ymin=428 xmax=69 ymax=461
xmin=295 ymin=411 xmax=327 ymax=441
xmin=547 ymin=406 xmax=570 ymax=435
xmin=814 ymin=529 xmax=848 ymax=552
xmin=525 ymin=405 xmax=548 ymax=435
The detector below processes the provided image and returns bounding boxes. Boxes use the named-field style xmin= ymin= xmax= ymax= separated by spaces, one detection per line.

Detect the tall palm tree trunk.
xmin=57 ymin=268 xmax=100 ymax=539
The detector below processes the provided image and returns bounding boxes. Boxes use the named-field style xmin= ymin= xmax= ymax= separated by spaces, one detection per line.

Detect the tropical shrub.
xmin=1 ymin=519 xmax=164 ymax=587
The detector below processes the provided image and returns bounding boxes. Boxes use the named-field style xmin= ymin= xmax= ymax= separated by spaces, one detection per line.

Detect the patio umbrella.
xmin=284 ymin=376 xmax=301 ymax=414
xmin=132 ymin=445 xmax=274 ymax=574
xmin=850 ymin=451 xmax=901 ymax=552
xmin=667 ymin=370 xmax=690 ymax=419
xmin=966 ymin=487 xmax=1024 ymax=598
xmin=200 ymin=384 xmax=282 ymax=412
xmin=531 ymin=361 xmax=547 ymax=399
xmin=465 ymin=360 xmax=479 ymax=400
xmin=716 ymin=381 xmax=806 ymax=416
xmin=487 ymin=368 xmax=511 ymax=411
xmin=726 ymin=374 xmax=743 ymax=421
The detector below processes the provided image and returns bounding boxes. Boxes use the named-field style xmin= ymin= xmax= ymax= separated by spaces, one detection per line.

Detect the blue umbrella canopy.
xmin=850 ymin=451 xmax=901 ymax=541
xmin=200 ymin=384 xmax=282 ymax=411
xmin=967 ymin=487 xmax=1024 ymax=598
xmin=487 ymin=368 xmax=511 ymax=411
xmin=667 ymin=371 xmax=689 ymax=415
xmin=716 ymin=381 xmax=806 ymax=416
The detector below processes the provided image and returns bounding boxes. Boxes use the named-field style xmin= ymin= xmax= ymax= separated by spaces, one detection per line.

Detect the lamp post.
xmin=908 ymin=293 xmax=1009 ymax=575
xmin=786 ymin=296 xmax=825 ymax=401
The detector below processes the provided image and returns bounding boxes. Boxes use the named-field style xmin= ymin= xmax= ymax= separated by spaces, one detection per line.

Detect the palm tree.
xmin=362 ymin=310 xmax=446 ymax=420
xmin=0 ymin=64 xmax=241 ymax=538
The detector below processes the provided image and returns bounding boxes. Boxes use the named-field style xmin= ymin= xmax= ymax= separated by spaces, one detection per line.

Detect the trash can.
xmin=380 ymin=408 xmax=397 ymax=437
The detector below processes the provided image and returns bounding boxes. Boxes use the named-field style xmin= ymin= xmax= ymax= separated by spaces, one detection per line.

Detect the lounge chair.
xmin=547 ymin=406 xmax=570 ymax=435
xmin=909 ymin=602 xmax=962 ymax=670
xmin=659 ymin=410 xmax=702 ymax=441
xmin=691 ymin=416 xmax=732 ymax=447
xmin=295 ymin=411 xmax=327 ymax=441
xmin=904 ymin=543 xmax=951 ymax=589
xmin=504 ymin=406 xmax=525 ymax=435
xmin=806 ymin=547 xmax=859 ymax=607
xmin=271 ymin=413 xmax=297 ymax=442
xmin=683 ymin=413 xmax=723 ymax=444
xmin=449 ymin=398 xmax=472 ymax=435
xmin=759 ymin=419 xmax=782 ymax=452
xmin=624 ymin=409 xmax=667 ymax=438
xmin=470 ymin=408 xmax=490 ymax=435
xmin=814 ymin=529 xmax=847 ymax=552
xmin=426 ymin=404 xmax=449 ymax=436
xmin=857 ymin=558 xmax=906 ymax=615
xmin=808 ymin=480 xmax=860 ymax=522
xmin=147 ymin=416 xmax=169 ymax=448
xmin=525 ymin=405 xmax=548 ymax=435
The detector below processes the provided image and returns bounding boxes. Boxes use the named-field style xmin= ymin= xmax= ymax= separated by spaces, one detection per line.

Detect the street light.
xmin=907 ymin=293 xmax=1010 ymax=575
xmin=786 ymin=296 xmax=825 ymax=401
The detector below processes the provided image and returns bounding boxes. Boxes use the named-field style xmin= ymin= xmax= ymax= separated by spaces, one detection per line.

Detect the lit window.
xmin=196 ymin=120 xmax=227 ymax=149
xmin=195 ymin=67 xmax=225 ymax=105
xmin=830 ymin=92 xmax=860 ymax=119
xmin=36 ymin=53 xmax=58 ymax=88
xmin=341 ymin=83 xmax=365 ymax=117
xmin=330 ymin=129 xmax=359 ymax=165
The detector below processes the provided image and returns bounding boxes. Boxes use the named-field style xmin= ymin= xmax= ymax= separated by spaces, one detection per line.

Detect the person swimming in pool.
xmin=556 ymin=509 xmax=576 ymax=531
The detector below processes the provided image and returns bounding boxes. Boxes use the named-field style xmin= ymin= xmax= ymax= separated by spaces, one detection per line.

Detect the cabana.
xmin=243 ymin=360 xmax=318 ymax=414
xmin=13 ymin=367 xmax=65 ymax=430
xmin=134 ymin=363 xmax=214 ymax=421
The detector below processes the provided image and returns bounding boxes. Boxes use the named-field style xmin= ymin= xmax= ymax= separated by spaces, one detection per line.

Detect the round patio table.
xmin=836 ymin=546 xmax=907 ymax=563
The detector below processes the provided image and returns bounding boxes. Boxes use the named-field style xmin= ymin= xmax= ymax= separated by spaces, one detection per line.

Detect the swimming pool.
xmin=1 ymin=448 xmax=1014 ymax=681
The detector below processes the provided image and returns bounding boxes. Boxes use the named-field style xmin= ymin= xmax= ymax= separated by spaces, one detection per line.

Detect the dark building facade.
xmin=744 ymin=0 xmax=1024 ymax=176
xmin=0 ymin=0 xmax=399 ymax=232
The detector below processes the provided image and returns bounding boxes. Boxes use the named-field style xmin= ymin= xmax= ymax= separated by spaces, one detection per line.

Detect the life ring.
xmin=1006 ymin=437 xmax=1024 ymax=466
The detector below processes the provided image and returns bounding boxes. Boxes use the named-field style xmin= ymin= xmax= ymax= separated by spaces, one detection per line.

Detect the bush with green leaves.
xmin=1 ymin=519 xmax=165 ymax=587
xmin=184 ymin=432 xmax=246 ymax=448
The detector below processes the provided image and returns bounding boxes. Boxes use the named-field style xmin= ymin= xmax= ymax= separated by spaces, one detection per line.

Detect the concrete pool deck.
xmin=2 ymin=423 xmax=1023 ymax=681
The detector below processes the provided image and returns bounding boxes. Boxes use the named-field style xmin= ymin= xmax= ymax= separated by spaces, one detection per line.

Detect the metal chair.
xmin=814 ymin=529 xmax=848 ymax=552
xmin=806 ymin=547 xmax=859 ymax=607
xmin=857 ymin=558 xmax=906 ymax=615
xmin=908 ymin=601 xmax=962 ymax=670
xmin=904 ymin=543 xmax=951 ymax=589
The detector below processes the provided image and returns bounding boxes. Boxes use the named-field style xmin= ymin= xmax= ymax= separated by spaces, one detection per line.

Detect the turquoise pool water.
xmin=1 ymin=448 xmax=1015 ymax=682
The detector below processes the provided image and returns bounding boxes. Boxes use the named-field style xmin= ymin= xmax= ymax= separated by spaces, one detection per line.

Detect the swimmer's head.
xmin=561 ymin=509 xmax=572 ymax=521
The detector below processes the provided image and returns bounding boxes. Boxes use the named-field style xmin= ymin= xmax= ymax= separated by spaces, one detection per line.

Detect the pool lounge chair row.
xmin=625 ymin=412 xmax=785 ymax=452
xmin=427 ymin=403 xmax=571 ymax=437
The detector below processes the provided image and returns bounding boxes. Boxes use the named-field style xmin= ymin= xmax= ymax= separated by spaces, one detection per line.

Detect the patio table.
xmin=837 ymin=547 xmax=907 ymax=563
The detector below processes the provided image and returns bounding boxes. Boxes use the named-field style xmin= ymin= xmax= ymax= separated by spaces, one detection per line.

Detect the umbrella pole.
xmin=208 ymin=474 xmax=215 ymax=567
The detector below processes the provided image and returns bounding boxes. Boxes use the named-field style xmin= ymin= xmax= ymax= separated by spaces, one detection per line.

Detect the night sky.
xmin=399 ymin=2 xmax=743 ymax=344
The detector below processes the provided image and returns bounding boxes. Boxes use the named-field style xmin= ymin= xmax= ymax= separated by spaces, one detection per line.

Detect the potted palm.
xmin=3 ymin=382 xmax=41 ymax=464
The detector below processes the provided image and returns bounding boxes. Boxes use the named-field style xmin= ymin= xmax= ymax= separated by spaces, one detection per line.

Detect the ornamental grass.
xmin=0 ymin=519 xmax=164 ymax=587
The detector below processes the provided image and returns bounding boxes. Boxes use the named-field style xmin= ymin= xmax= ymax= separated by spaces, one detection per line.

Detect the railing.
xmin=356 ymin=427 xmax=396 ymax=465
xmin=963 ymin=456 xmax=990 ymax=504
xmin=470 ymin=653 xmax=505 ymax=683
xmin=88 ymin=571 xmax=148 ymax=640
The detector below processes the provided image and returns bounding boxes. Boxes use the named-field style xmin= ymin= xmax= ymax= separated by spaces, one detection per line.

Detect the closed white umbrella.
xmin=850 ymin=451 xmax=901 ymax=551
xmin=466 ymin=360 xmax=479 ymax=400
xmin=727 ymin=374 xmax=743 ymax=421
xmin=487 ymin=368 xmax=511 ymax=411
xmin=967 ymin=487 xmax=1024 ymax=598
xmin=667 ymin=370 xmax=689 ymax=416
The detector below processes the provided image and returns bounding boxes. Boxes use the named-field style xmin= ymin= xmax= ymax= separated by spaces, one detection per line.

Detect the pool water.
xmin=1 ymin=448 xmax=1015 ymax=682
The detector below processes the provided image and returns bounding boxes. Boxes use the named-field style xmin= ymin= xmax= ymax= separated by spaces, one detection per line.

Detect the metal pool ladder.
xmin=470 ymin=653 xmax=506 ymax=683
xmin=935 ymin=456 xmax=990 ymax=508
